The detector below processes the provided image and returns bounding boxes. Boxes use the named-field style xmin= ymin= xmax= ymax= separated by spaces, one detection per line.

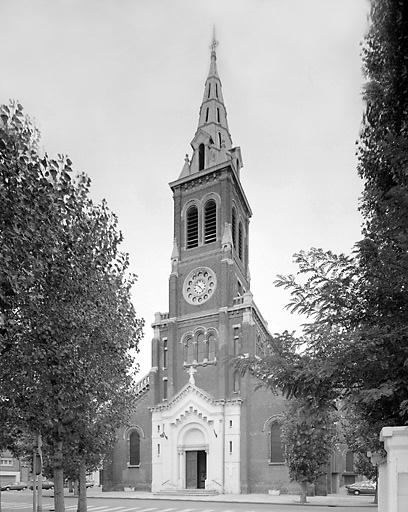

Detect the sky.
xmin=1 ymin=0 xmax=370 ymax=377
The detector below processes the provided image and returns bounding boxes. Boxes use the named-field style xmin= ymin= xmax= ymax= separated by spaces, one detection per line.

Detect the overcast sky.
xmin=1 ymin=0 xmax=370 ymax=377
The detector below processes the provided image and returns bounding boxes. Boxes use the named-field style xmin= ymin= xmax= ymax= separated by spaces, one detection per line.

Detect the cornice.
xmin=149 ymin=382 xmax=243 ymax=414
xmin=169 ymin=163 xmax=252 ymax=217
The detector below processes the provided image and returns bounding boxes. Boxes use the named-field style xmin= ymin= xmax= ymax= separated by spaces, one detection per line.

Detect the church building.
xmin=103 ymin=37 xmax=354 ymax=496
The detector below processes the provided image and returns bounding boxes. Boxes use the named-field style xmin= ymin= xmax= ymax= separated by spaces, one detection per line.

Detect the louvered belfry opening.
xmin=238 ymin=222 xmax=243 ymax=259
xmin=232 ymin=208 xmax=236 ymax=248
xmin=186 ymin=205 xmax=199 ymax=248
xmin=204 ymin=200 xmax=217 ymax=244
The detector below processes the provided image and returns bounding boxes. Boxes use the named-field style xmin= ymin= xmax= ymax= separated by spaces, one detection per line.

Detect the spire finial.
xmin=210 ymin=25 xmax=218 ymax=55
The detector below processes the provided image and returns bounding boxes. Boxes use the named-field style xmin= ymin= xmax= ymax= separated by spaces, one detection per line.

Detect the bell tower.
xmin=108 ymin=33 xmax=289 ymax=498
xmin=150 ymin=34 xmax=267 ymax=411
xmin=169 ymin=33 xmax=251 ymax=321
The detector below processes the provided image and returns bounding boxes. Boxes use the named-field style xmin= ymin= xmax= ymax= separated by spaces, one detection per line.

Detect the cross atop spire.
xmin=210 ymin=26 xmax=218 ymax=54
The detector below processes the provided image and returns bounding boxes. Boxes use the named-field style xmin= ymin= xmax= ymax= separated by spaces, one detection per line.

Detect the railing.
xmin=232 ymin=296 xmax=244 ymax=306
xmin=154 ymin=312 xmax=169 ymax=323
xmin=135 ymin=374 xmax=150 ymax=396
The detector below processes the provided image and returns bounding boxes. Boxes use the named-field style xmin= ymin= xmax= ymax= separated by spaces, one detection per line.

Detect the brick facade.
xmin=104 ymin=41 xmax=356 ymax=496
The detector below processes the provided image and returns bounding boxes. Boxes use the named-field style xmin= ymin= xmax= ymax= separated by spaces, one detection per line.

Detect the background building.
xmin=0 ymin=450 xmax=29 ymax=486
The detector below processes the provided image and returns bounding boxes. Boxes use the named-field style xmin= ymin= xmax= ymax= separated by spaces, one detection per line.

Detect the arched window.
xmin=207 ymin=333 xmax=216 ymax=360
xmin=218 ymin=132 xmax=222 ymax=147
xmin=129 ymin=430 xmax=140 ymax=466
xmin=238 ymin=222 xmax=243 ymax=260
xmin=198 ymin=143 xmax=205 ymax=171
xmin=185 ymin=337 xmax=195 ymax=364
xmin=197 ymin=332 xmax=205 ymax=362
xmin=183 ymin=337 xmax=190 ymax=363
xmin=207 ymin=83 xmax=211 ymax=98
xmin=216 ymin=108 xmax=220 ymax=123
xmin=205 ymin=108 xmax=209 ymax=122
xmin=204 ymin=200 xmax=217 ymax=244
xmin=215 ymin=83 xmax=218 ymax=98
xmin=186 ymin=205 xmax=198 ymax=249
xmin=270 ymin=423 xmax=284 ymax=463
xmin=231 ymin=208 xmax=236 ymax=248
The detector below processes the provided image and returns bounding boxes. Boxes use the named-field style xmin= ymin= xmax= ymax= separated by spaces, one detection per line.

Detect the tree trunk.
xmin=299 ymin=481 xmax=308 ymax=504
xmin=32 ymin=446 xmax=38 ymax=512
xmin=37 ymin=473 xmax=43 ymax=512
xmin=53 ymin=441 xmax=65 ymax=512
xmin=374 ymin=475 xmax=378 ymax=504
xmin=77 ymin=460 xmax=87 ymax=512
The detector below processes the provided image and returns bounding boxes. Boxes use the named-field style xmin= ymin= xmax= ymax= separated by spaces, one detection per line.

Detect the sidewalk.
xmin=71 ymin=487 xmax=377 ymax=508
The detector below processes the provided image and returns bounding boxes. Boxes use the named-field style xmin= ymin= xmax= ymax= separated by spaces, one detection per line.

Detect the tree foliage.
xmin=236 ymin=0 xmax=408 ymax=494
xmin=0 ymin=101 xmax=143 ymax=512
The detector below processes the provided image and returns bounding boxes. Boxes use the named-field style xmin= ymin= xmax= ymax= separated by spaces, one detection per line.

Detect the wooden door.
xmin=185 ymin=451 xmax=198 ymax=488
xmin=197 ymin=451 xmax=206 ymax=489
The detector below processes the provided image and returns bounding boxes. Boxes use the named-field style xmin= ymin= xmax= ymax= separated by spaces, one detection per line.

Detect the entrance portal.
xmin=185 ymin=450 xmax=206 ymax=489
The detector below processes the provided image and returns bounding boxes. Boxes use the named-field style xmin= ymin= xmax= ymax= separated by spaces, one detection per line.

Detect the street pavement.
xmin=0 ymin=489 xmax=376 ymax=512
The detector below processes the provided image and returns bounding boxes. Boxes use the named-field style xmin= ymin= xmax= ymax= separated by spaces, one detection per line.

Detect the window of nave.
xmin=183 ymin=329 xmax=217 ymax=366
xmin=269 ymin=421 xmax=285 ymax=464
xmin=125 ymin=426 xmax=143 ymax=467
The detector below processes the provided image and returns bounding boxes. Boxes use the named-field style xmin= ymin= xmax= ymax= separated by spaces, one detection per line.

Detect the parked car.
xmin=29 ymin=480 xmax=54 ymax=490
xmin=1 ymin=481 xmax=28 ymax=491
xmin=346 ymin=480 xmax=376 ymax=495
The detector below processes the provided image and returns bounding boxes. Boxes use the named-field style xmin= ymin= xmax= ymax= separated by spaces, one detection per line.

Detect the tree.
xmin=235 ymin=332 xmax=339 ymax=503
xmin=0 ymin=101 xmax=143 ymax=512
xmin=355 ymin=0 xmax=408 ymax=427
xmin=236 ymin=3 xmax=408 ymax=497
xmin=281 ymin=398 xmax=338 ymax=504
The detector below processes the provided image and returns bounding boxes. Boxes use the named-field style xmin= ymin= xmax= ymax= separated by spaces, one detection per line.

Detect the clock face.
xmin=183 ymin=267 xmax=217 ymax=305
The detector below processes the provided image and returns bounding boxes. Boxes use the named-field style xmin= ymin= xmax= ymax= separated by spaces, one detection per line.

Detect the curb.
xmin=63 ymin=493 xmax=377 ymax=508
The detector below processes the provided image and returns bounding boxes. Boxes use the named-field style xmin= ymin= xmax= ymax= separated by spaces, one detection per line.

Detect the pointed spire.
xmin=188 ymin=29 xmax=234 ymax=174
xmin=179 ymin=154 xmax=190 ymax=178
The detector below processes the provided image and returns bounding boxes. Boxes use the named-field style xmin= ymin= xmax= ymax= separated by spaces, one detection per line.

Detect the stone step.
xmin=154 ymin=489 xmax=219 ymax=496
